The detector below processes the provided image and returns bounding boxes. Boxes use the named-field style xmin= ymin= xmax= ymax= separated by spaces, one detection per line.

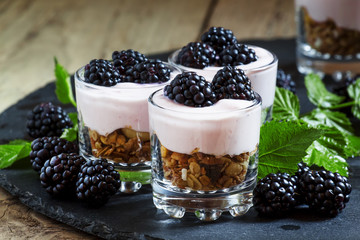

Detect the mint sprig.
xmin=60 ymin=112 xmax=78 ymax=142
xmin=54 ymin=57 xmax=77 ymax=107
xmin=0 ymin=140 xmax=31 ymax=169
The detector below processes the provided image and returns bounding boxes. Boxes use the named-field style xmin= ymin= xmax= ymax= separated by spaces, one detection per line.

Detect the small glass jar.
xmin=148 ymin=89 xmax=262 ymax=221
xmin=168 ymin=45 xmax=277 ymax=122
xmin=295 ymin=0 xmax=360 ymax=79
xmin=75 ymin=63 xmax=181 ymax=193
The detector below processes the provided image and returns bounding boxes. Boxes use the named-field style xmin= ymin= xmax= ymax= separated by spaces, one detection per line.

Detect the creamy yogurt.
xmin=148 ymin=90 xmax=261 ymax=156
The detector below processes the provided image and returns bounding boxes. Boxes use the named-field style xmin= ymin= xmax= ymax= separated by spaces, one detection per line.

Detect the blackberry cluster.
xmin=218 ymin=43 xmax=258 ymax=66
xmin=333 ymin=74 xmax=360 ymax=98
xmin=84 ymin=59 xmax=122 ymax=86
xmin=200 ymin=26 xmax=237 ymax=54
xmin=30 ymin=136 xmax=78 ymax=173
xmin=75 ymin=159 xmax=121 ymax=207
xmin=40 ymin=153 xmax=85 ymax=196
xmin=176 ymin=42 xmax=216 ymax=69
xmin=124 ymin=59 xmax=171 ymax=83
xmin=112 ymin=49 xmax=148 ymax=74
xmin=298 ymin=169 xmax=352 ymax=217
xmin=253 ymin=173 xmax=298 ymax=216
xmin=276 ymin=69 xmax=296 ymax=94
xmin=26 ymin=102 xmax=73 ymax=139
xmin=212 ymin=66 xmax=255 ymax=100
xmin=164 ymin=72 xmax=217 ymax=107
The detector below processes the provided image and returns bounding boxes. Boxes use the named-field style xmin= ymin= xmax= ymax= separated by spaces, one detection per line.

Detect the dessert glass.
xmin=75 ymin=63 xmax=181 ymax=193
xmin=295 ymin=0 xmax=360 ymax=79
xmin=168 ymin=45 xmax=277 ymax=122
xmin=148 ymin=89 xmax=262 ymax=221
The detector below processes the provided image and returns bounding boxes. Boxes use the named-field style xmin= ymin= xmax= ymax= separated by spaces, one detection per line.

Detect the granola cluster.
xmin=302 ymin=7 xmax=360 ymax=56
xmin=160 ymin=145 xmax=257 ymax=191
xmin=89 ymin=128 xmax=150 ymax=163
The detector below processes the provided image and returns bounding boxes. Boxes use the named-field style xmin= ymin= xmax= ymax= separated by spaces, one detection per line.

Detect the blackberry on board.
xmin=40 ymin=153 xmax=86 ymax=196
xmin=84 ymin=59 xmax=122 ymax=86
xmin=164 ymin=72 xmax=217 ymax=107
xmin=112 ymin=49 xmax=148 ymax=74
xmin=276 ymin=69 xmax=296 ymax=94
xmin=218 ymin=43 xmax=258 ymax=66
xmin=29 ymin=136 xmax=78 ymax=173
xmin=253 ymin=172 xmax=299 ymax=216
xmin=124 ymin=59 xmax=171 ymax=83
xmin=212 ymin=66 xmax=255 ymax=100
xmin=201 ymin=26 xmax=238 ymax=54
xmin=26 ymin=102 xmax=73 ymax=139
xmin=298 ymin=169 xmax=352 ymax=217
xmin=75 ymin=159 xmax=121 ymax=207
xmin=176 ymin=42 xmax=216 ymax=69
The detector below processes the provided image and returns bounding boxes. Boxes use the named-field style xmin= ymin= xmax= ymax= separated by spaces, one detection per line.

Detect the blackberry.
xmin=40 ymin=153 xmax=86 ymax=196
xmin=84 ymin=59 xmax=122 ymax=86
xmin=112 ymin=49 xmax=148 ymax=74
xmin=212 ymin=66 xmax=255 ymax=100
xmin=164 ymin=72 xmax=217 ymax=107
xmin=298 ymin=169 xmax=352 ymax=217
xmin=75 ymin=159 xmax=120 ymax=207
xmin=26 ymin=102 xmax=73 ymax=139
xmin=124 ymin=59 xmax=171 ymax=83
xmin=29 ymin=136 xmax=78 ymax=173
xmin=333 ymin=74 xmax=360 ymax=98
xmin=200 ymin=26 xmax=237 ymax=54
xmin=276 ymin=69 xmax=296 ymax=94
xmin=176 ymin=42 xmax=216 ymax=69
xmin=253 ymin=172 xmax=298 ymax=216
xmin=218 ymin=43 xmax=258 ymax=66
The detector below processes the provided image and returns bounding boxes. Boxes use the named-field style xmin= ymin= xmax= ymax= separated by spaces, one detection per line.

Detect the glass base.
xmin=151 ymin=178 xmax=256 ymax=221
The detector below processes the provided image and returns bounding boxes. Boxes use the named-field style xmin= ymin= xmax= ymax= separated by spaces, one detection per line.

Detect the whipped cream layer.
xmin=148 ymin=91 xmax=261 ymax=156
xmin=296 ymin=0 xmax=360 ymax=31
xmin=168 ymin=46 xmax=277 ymax=108
xmin=75 ymin=66 xmax=181 ymax=136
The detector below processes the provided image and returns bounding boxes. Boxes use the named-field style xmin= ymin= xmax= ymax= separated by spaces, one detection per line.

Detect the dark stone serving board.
xmin=1 ymin=39 xmax=360 ymax=240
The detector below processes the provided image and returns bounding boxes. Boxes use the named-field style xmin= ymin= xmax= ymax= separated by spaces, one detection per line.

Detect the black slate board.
xmin=1 ymin=39 xmax=360 ymax=240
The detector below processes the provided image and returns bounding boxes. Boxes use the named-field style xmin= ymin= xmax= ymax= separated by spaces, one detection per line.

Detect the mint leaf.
xmin=301 ymin=109 xmax=353 ymax=135
xmin=346 ymin=134 xmax=360 ymax=157
xmin=347 ymin=78 xmax=360 ymax=119
xmin=304 ymin=141 xmax=348 ymax=177
xmin=118 ymin=171 xmax=151 ymax=184
xmin=60 ymin=112 xmax=78 ymax=142
xmin=54 ymin=57 xmax=76 ymax=107
xmin=272 ymin=87 xmax=300 ymax=121
xmin=258 ymin=121 xmax=323 ymax=179
xmin=0 ymin=140 xmax=31 ymax=169
xmin=305 ymin=73 xmax=345 ymax=108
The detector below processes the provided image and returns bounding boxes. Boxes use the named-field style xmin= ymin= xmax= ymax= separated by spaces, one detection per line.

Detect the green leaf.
xmin=305 ymin=73 xmax=345 ymax=108
xmin=346 ymin=134 xmax=360 ymax=157
xmin=301 ymin=109 xmax=354 ymax=135
xmin=118 ymin=171 xmax=151 ymax=184
xmin=60 ymin=112 xmax=78 ymax=142
xmin=258 ymin=121 xmax=323 ymax=179
xmin=54 ymin=57 xmax=76 ymax=107
xmin=304 ymin=141 xmax=348 ymax=177
xmin=272 ymin=87 xmax=300 ymax=121
xmin=0 ymin=140 xmax=31 ymax=169
xmin=348 ymin=78 xmax=360 ymax=119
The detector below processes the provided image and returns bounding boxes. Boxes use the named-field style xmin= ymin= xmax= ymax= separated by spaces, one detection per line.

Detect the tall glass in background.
xmin=295 ymin=0 xmax=360 ymax=80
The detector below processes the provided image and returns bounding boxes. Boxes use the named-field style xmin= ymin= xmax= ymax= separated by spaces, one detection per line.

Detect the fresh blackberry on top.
xmin=212 ymin=66 xmax=255 ymax=100
xmin=40 ymin=153 xmax=86 ymax=196
xmin=276 ymin=69 xmax=296 ymax=94
xmin=112 ymin=49 xmax=148 ymax=74
xmin=253 ymin=172 xmax=299 ymax=216
xmin=176 ymin=42 xmax=216 ymax=69
xmin=84 ymin=59 xmax=122 ymax=86
xmin=75 ymin=159 xmax=120 ymax=207
xmin=124 ymin=59 xmax=171 ymax=83
xmin=298 ymin=169 xmax=352 ymax=217
xmin=164 ymin=72 xmax=217 ymax=107
xmin=29 ymin=136 xmax=78 ymax=173
xmin=200 ymin=26 xmax=237 ymax=54
xmin=218 ymin=43 xmax=258 ymax=66
xmin=26 ymin=102 xmax=73 ymax=138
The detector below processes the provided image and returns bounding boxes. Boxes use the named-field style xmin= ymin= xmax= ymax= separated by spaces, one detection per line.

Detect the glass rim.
xmin=168 ymin=45 xmax=278 ymax=73
xmin=148 ymin=89 xmax=262 ymax=115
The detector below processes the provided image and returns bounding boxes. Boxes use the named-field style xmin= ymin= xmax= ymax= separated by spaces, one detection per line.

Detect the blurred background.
xmin=0 ymin=0 xmax=296 ymax=113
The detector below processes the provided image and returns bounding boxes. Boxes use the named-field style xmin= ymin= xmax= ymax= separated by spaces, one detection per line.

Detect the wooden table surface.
xmin=0 ymin=0 xmax=296 ymax=239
